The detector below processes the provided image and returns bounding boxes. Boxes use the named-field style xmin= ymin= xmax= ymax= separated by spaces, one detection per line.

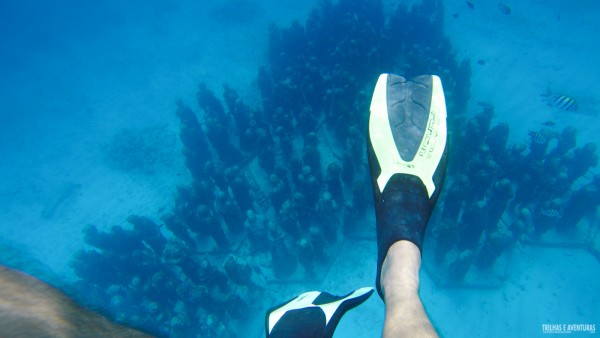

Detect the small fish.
xmin=542 ymin=121 xmax=556 ymax=127
xmin=466 ymin=1 xmax=475 ymax=9
xmin=528 ymin=130 xmax=547 ymax=144
xmin=498 ymin=3 xmax=511 ymax=15
xmin=548 ymin=94 xmax=578 ymax=111
xmin=541 ymin=208 xmax=561 ymax=218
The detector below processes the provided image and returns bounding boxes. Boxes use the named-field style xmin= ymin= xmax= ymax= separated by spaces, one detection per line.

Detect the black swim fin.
xmin=265 ymin=287 xmax=373 ymax=338
xmin=367 ymin=74 xmax=448 ymax=300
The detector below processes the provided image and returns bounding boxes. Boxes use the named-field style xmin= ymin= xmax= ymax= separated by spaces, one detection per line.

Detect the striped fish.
xmin=548 ymin=94 xmax=578 ymax=111
xmin=540 ymin=208 xmax=561 ymax=218
xmin=528 ymin=130 xmax=547 ymax=144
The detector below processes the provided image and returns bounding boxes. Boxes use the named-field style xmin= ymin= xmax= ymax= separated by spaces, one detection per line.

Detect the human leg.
xmin=380 ymin=241 xmax=437 ymax=337
xmin=367 ymin=74 xmax=448 ymax=336
xmin=0 ymin=265 xmax=152 ymax=337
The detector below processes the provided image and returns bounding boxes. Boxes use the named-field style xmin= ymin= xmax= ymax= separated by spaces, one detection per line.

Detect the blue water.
xmin=1 ymin=0 xmax=599 ymax=337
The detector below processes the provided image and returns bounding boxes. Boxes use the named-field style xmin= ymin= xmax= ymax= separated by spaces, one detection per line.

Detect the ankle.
xmin=380 ymin=241 xmax=421 ymax=301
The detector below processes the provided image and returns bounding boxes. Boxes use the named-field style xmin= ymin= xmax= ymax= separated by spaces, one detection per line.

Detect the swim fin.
xmin=367 ymin=74 xmax=448 ymax=300
xmin=265 ymin=287 xmax=374 ymax=338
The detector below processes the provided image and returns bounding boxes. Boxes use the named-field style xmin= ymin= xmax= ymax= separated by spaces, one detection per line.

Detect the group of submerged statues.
xmin=67 ymin=0 xmax=597 ymax=336
xmin=430 ymin=103 xmax=599 ymax=284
